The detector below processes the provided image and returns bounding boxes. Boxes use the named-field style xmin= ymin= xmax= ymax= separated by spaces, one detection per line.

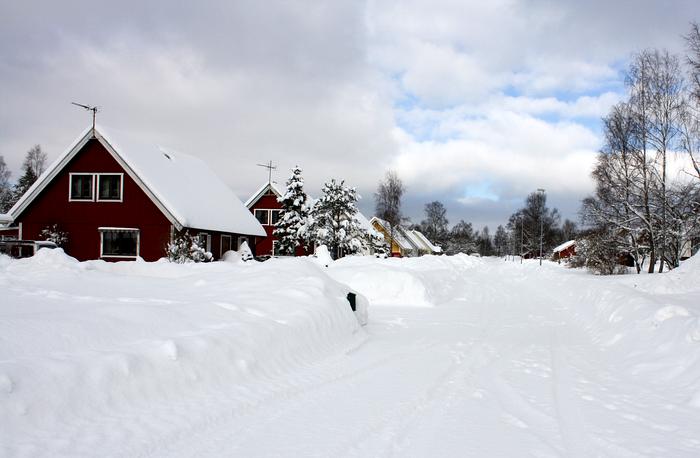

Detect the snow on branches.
xmin=167 ymin=230 xmax=212 ymax=263
xmin=308 ymin=179 xmax=365 ymax=259
xmin=274 ymin=166 xmax=310 ymax=255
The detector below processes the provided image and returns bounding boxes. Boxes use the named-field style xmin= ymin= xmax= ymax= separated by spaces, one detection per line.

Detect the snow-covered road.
xmin=155 ymin=259 xmax=700 ymax=457
xmin=2 ymin=254 xmax=699 ymax=457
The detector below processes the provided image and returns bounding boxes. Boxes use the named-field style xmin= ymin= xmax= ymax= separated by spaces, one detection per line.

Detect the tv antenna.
xmin=256 ymin=160 xmax=277 ymax=185
xmin=71 ymin=102 xmax=99 ymax=135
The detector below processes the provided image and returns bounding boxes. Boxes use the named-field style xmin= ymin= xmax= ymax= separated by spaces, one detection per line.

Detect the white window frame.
xmin=69 ymin=173 xmax=95 ymax=202
xmin=254 ymin=209 xmax=270 ymax=225
xmin=96 ymin=173 xmax=124 ymax=202
xmin=270 ymin=209 xmax=282 ymax=226
xmin=98 ymin=227 xmax=140 ymax=259
xmin=198 ymin=232 xmax=212 ymax=252
xmin=254 ymin=209 xmax=282 ymax=226
xmin=221 ymin=234 xmax=232 ymax=257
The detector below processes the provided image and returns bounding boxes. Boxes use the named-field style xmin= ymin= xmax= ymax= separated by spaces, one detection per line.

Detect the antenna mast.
xmin=71 ymin=102 xmax=99 ymax=136
xmin=256 ymin=160 xmax=277 ymax=185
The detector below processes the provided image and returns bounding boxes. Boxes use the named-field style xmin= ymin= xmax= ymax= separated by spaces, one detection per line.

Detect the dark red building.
xmin=7 ymin=125 xmax=265 ymax=261
xmin=245 ymin=182 xmax=310 ymax=257
xmin=553 ymin=240 xmax=576 ymax=261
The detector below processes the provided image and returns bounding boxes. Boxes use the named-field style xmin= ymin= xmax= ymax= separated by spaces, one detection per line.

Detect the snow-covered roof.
xmin=356 ymin=212 xmax=381 ymax=237
xmin=0 ymin=213 xmax=13 ymax=225
xmin=410 ymin=230 xmax=442 ymax=253
xmin=244 ymin=181 xmax=285 ymax=208
xmin=553 ymin=240 xmax=576 ymax=253
xmin=370 ymin=217 xmax=414 ymax=251
xmin=10 ymin=125 xmax=266 ymax=237
xmin=402 ymin=229 xmax=427 ymax=252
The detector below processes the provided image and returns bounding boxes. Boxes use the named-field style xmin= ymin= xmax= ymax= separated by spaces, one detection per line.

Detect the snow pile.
xmin=0 ymin=250 xmax=365 ymax=456
xmin=557 ymin=254 xmax=700 ymax=391
xmin=327 ymin=254 xmax=482 ymax=306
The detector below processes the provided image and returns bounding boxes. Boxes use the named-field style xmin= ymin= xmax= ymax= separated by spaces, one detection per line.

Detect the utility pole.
xmin=520 ymin=213 xmax=524 ymax=264
xmin=538 ymin=188 xmax=545 ymax=266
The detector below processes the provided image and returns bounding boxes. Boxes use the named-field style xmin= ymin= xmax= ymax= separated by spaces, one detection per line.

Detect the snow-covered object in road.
xmin=313 ymin=244 xmax=333 ymax=267
xmin=328 ymin=253 xmax=481 ymax=306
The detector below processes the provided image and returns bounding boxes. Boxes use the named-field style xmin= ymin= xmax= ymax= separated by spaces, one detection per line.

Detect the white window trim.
xmin=96 ymin=173 xmax=124 ymax=202
xmin=98 ymin=227 xmax=140 ymax=259
xmin=68 ymin=173 xmax=95 ymax=202
xmin=221 ymin=234 xmax=232 ymax=257
xmin=198 ymin=232 xmax=212 ymax=252
xmin=254 ymin=208 xmax=282 ymax=226
xmin=254 ymin=209 xmax=270 ymax=225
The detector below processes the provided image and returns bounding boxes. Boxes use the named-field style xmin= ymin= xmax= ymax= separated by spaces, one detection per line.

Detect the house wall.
xmin=187 ymin=227 xmax=257 ymax=260
xmin=248 ymin=191 xmax=309 ymax=257
xmin=0 ymin=226 xmax=19 ymax=240
xmin=14 ymin=139 xmax=174 ymax=261
xmin=371 ymin=221 xmax=403 ymax=257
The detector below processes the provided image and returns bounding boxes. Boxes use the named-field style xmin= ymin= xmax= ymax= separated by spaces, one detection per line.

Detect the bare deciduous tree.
xmin=375 ymin=170 xmax=404 ymax=247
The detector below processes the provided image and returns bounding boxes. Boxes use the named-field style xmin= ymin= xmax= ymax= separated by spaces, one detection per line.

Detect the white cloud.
xmin=393 ymin=111 xmax=600 ymax=199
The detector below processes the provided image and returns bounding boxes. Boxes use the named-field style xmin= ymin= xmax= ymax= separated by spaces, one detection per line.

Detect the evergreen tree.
xmin=273 ymin=166 xmax=310 ymax=255
xmin=446 ymin=220 xmax=477 ymax=255
xmin=11 ymin=145 xmax=47 ymax=206
xmin=308 ymin=179 xmax=364 ymax=259
xmin=0 ymin=155 xmax=12 ymax=213
xmin=477 ymin=226 xmax=494 ymax=256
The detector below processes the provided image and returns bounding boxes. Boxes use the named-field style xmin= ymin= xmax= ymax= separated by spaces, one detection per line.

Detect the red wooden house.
xmin=552 ymin=240 xmax=576 ymax=261
xmin=245 ymin=182 xmax=310 ymax=257
xmin=7 ymin=125 xmax=265 ymax=261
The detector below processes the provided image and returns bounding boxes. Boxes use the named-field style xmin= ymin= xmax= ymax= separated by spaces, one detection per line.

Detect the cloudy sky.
xmin=0 ymin=0 xmax=696 ymax=229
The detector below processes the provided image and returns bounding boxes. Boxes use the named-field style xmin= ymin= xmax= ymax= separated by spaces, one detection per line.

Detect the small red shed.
xmin=8 ymin=125 xmax=265 ymax=261
xmin=553 ymin=240 xmax=576 ymax=261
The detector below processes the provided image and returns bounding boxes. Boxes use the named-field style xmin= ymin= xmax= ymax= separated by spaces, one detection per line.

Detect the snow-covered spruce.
xmin=273 ymin=166 xmax=311 ymax=255
xmin=308 ymin=179 xmax=366 ymax=259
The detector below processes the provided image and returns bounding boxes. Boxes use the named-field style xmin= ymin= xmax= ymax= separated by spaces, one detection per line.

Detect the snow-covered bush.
xmin=166 ymin=230 xmax=212 ymax=263
xmin=569 ymin=230 xmax=627 ymax=275
xmin=39 ymin=224 xmax=68 ymax=247
xmin=238 ymin=240 xmax=254 ymax=262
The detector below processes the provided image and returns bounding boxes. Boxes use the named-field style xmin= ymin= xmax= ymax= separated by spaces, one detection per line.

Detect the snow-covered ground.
xmin=1 ymin=251 xmax=700 ymax=457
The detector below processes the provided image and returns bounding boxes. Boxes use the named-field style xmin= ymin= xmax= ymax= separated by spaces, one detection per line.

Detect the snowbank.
xmin=0 ymin=250 xmax=366 ymax=456
xmin=327 ymin=254 xmax=481 ymax=306
xmin=553 ymin=254 xmax=700 ymax=391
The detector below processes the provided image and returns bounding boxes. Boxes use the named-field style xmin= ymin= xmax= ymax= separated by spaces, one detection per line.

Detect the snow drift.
xmin=327 ymin=254 xmax=481 ymax=306
xmin=0 ymin=250 xmax=366 ymax=456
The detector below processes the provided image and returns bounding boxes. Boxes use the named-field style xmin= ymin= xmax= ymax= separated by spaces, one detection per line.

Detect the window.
xmin=70 ymin=174 xmax=94 ymax=201
xmin=270 ymin=209 xmax=282 ymax=225
xmin=254 ymin=209 xmax=269 ymax=225
xmin=198 ymin=233 xmax=211 ymax=252
xmin=97 ymin=174 xmax=122 ymax=201
xmin=237 ymin=236 xmax=249 ymax=250
xmin=100 ymin=228 xmax=139 ymax=258
xmin=272 ymin=240 xmax=283 ymax=256
xmin=221 ymin=235 xmax=232 ymax=256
